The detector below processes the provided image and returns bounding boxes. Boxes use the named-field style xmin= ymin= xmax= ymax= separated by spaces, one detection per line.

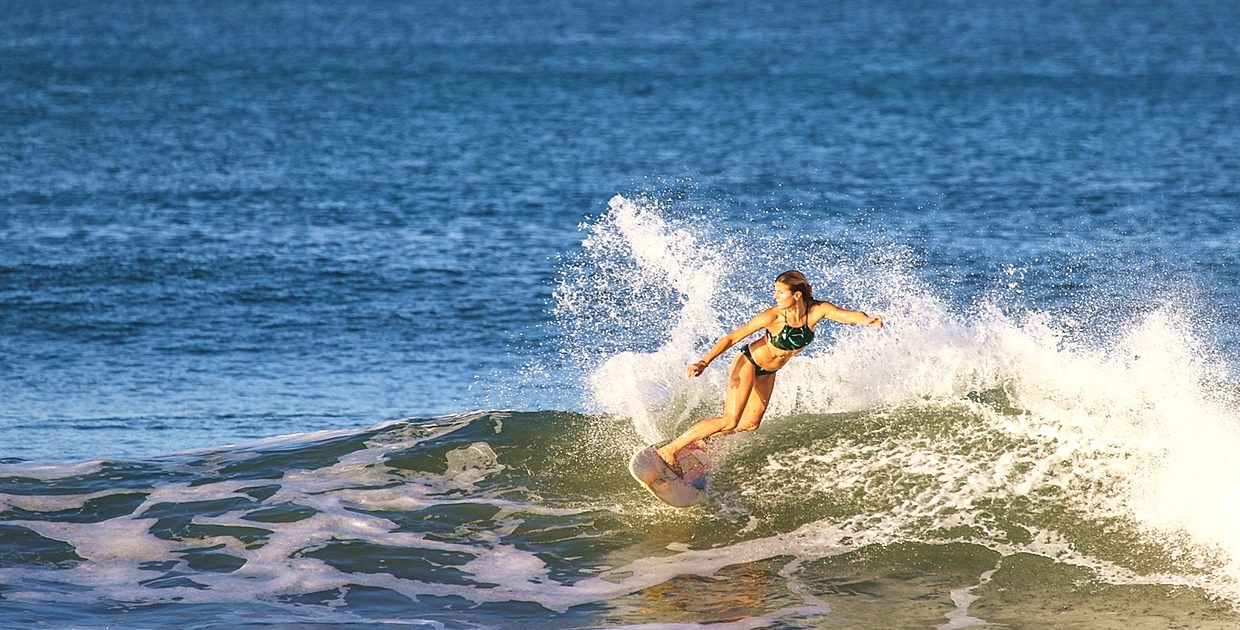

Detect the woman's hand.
xmin=686 ymin=361 xmax=708 ymax=378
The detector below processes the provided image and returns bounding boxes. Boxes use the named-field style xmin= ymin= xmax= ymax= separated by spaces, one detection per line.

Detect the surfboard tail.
xmin=628 ymin=444 xmax=709 ymax=507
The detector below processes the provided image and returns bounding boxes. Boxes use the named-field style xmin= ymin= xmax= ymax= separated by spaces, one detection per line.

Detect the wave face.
xmin=3 ymin=405 xmax=1239 ymax=628
xmin=556 ymin=194 xmax=1240 ymax=622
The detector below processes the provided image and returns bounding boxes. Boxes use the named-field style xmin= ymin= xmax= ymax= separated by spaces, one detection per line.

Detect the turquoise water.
xmin=3 ymin=1 xmax=1240 ymax=626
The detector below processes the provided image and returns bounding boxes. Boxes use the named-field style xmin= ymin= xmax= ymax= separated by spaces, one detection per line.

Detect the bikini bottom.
xmin=739 ymin=345 xmax=777 ymax=376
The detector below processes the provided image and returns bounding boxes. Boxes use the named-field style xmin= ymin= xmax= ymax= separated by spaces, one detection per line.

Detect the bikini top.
xmin=767 ymin=313 xmax=815 ymax=351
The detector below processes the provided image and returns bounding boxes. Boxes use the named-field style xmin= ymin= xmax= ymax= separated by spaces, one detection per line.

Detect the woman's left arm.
xmin=814 ymin=301 xmax=884 ymax=328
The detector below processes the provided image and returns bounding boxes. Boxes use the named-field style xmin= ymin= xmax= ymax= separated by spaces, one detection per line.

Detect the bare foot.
xmin=656 ymin=445 xmax=679 ymax=470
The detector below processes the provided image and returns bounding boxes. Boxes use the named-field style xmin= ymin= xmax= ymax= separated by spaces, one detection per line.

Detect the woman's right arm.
xmin=687 ymin=310 xmax=774 ymax=378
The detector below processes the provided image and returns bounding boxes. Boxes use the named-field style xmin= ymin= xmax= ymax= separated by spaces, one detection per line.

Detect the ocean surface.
xmin=3 ymin=1 xmax=1240 ymax=627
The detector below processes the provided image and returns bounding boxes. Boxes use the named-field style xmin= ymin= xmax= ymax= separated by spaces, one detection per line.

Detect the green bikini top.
xmin=767 ymin=313 xmax=815 ymax=351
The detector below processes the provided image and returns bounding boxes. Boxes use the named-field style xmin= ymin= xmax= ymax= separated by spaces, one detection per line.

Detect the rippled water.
xmin=3 ymin=0 xmax=1240 ymax=626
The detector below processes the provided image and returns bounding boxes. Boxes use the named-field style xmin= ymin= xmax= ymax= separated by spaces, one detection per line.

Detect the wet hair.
xmin=775 ymin=270 xmax=813 ymax=303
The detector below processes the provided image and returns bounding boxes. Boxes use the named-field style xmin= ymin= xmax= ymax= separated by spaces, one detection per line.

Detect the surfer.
xmin=657 ymin=270 xmax=884 ymax=469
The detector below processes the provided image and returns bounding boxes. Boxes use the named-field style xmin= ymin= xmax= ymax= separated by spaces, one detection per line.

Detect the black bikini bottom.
xmin=739 ymin=345 xmax=777 ymax=376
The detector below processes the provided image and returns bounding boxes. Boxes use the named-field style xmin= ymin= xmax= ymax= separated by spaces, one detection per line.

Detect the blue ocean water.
xmin=3 ymin=1 xmax=1240 ymax=627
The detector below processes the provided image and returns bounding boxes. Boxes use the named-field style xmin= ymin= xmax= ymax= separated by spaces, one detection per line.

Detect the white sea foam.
xmin=938 ymin=561 xmax=1001 ymax=630
xmin=0 ymin=422 xmax=605 ymax=617
xmin=0 ymin=459 xmax=105 ymax=480
xmin=0 ymin=488 xmax=120 ymax=513
xmin=559 ymin=195 xmax=733 ymax=443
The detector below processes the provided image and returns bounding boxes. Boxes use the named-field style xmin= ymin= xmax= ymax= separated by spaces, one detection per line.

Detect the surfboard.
xmin=628 ymin=440 xmax=710 ymax=507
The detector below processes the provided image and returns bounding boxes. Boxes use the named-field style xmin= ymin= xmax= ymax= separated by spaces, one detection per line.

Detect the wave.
xmin=1 ymin=404 xmax=1238 ymax=625
xmin=555 ymin=194 xmax=1240 ymax=606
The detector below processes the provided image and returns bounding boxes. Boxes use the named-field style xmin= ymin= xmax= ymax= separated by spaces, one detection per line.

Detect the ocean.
xmin=3 ymin=0 xmax=1240 ymax=627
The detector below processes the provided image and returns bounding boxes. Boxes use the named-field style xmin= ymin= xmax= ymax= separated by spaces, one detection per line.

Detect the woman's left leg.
xmin=719 ymin=372 xmax=776 ymax=435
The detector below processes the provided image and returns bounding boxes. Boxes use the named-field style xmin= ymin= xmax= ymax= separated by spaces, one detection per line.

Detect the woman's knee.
xmin=736 ymin=418 xmax=761 ymax=432
xmin=736 ymin=409 xmax=767 ymax=432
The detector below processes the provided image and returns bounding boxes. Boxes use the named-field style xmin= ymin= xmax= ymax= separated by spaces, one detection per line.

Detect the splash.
xmin=554 ymin=193 xmax=922 ymax=439
xmin=554 ymin=194 xmax=735 ymax=441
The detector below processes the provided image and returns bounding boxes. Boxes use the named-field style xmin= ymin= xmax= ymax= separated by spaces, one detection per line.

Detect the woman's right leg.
xmin=656 ymin=352 xmax=755 ymax=467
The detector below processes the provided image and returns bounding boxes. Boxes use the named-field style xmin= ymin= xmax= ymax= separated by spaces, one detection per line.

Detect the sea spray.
xmin=555 ymin=194 xmax=737 ymax=442
xmin=554 ymin=193 xmax=915 ymax=439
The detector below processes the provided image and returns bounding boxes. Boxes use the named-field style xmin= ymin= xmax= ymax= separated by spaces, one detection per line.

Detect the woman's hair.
xmin=775 ymin=270 xmax=814 ymax=303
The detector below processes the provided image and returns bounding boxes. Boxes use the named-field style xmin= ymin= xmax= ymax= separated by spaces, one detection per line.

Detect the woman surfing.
xmin=656 ymin=270 xmax=885 ymax=469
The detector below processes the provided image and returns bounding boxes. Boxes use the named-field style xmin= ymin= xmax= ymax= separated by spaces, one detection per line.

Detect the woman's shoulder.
xmin=755 ymin=305 xmax=779 ymax=317
xmin=753 ymin=305 xmax=782 ymax=325
xmin=807 ymin=300 xmax=836 ymax=323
